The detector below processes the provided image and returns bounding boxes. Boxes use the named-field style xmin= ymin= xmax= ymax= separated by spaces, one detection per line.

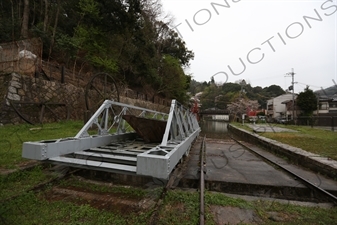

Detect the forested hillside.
xmin=0 ymin=0 xmax=193 ymax=103
xmin=189 ymin=79 xmax=286 ymax=110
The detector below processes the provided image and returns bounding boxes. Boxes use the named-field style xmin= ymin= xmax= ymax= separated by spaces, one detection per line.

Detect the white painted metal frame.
xmin=76 ymin=100 xmax=167 ymax=138
xmin=137 ymin=100 xmax=201 ymax=179
xmin=22 ymin=100 xmax=167 ymax=160
xmin=22 ymin=99 xmax=200 ymax=180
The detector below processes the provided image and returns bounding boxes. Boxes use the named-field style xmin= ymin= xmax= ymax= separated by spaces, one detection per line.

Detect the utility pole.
xmin=286 ymin=68 xmax=295 ymax=122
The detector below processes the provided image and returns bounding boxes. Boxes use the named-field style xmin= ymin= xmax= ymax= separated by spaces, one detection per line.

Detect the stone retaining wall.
xmin=0 ymin=73 xmax=170 ymax=124
xmin=0 ymin=38 xmax=42 ymax=76
xmin=0 ymin=72 xmax=85 ymax=124
xmin=228 ymin=124 xmax=337 ymax=179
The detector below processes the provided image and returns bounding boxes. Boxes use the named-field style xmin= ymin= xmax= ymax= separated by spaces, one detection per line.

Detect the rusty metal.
xmin=10 ymin=101 xmax=35 ymax=125
xmin=10 ymin=100 xmax=67 ymax=125
xmin=200 ymin=136 xmax=206 ymax=225
xmin=122 ymin=115 xmax=166 ymax=143
xmin=85 ymin=72 xmax=120 ymax=113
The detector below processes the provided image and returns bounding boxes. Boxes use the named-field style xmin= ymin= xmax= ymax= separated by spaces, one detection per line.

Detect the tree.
xmin=222 ymin=82 xmax=241 ymax=93
xmin=1 ymin=0 xmax=194 ymax=102
xmin=200 ymin=83 xmax=222 ymax=110
xmin=156 ymin=55 xmax=190 ymax=103
xmin=227 ymin=97 xmax=260 ymax=121
xmin=296 ymin=86 xmax=317 ymax=116
xmin=21 ymin=0 xmax=30 ymax=38
xmin=263 ymin=85 xmax=285 ymax=97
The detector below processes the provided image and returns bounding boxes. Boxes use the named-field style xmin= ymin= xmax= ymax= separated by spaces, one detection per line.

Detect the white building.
xmin=267 ymin=93 xmax=297 ymax=120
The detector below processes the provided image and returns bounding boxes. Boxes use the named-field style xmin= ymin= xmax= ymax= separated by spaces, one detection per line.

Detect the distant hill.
xmin=314 ymin=85 xmax=337 ymax=99
xmin=188 ymin=79 xmax=286 ymax=109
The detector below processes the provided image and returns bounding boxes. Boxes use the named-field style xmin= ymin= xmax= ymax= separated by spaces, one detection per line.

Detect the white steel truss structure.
xmin=22 ymin=99 xmax=200 ymax=179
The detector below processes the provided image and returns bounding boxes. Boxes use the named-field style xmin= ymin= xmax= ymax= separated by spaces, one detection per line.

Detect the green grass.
xmin=0 ymin=174 xmax=157 ymax=225
xmin=0 ymin=192 xmax=131 ymax=225
xmin=231 ymin=123 xmax=337 ymax=160
xmin=156 ymin=190 xmax=200 ymax=225
xmin=0 ymin=120 xmax=90 ymax=169
xmin=260 ymin=125 xmax=337 ymax=160
xmin=59 ymin=175 xmax=158 ymax=200
xmin=1 ymin=121 xmax=336 ymax=224
xmin=205 ymin=191 xmax=337 ymax=225
xmin=1 ymin=182 xmax=337 ymax=225
xmin=156 ymin=190 xmax=337 ymax=225
xmin=0 ymin=165 xmax=57 ymax=200
xmin=206 ymin=191 xmax=253 ymax=209
xmin=0 ymin=120 xmax=128 ymax=169
xmin=252 ymin=199 xmax=337 ymax=225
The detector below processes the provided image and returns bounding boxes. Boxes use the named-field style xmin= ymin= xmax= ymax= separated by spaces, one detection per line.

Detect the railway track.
xmin=2 ymin=132 xmax=336 ymax=224
xmin=147 ymin=135 xmax=208 ymax=225
xmin=196 ymin=133 xmax=337 ymax=224
xmin=149 ymin=132 xmax=337 ymax=224
xmin=199 ymin=136 xmax=206 ymax=225
xmin=229 ymin=135 xmax=337 ymax=206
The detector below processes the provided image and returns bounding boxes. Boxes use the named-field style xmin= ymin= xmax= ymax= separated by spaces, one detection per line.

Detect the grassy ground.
xmin=0 ymin=120 xmax=85 ymax=169
xmin=1 ymin=191 xmax=148 ymax=225
xmin=2 ymin=174 xmax=337 ymax=225
xmin=232 ymin=123 xmax=337 ymax=160
xmin=206 ymin=192 xmax=337 ymax=225
xmin=1 ymin=121 xmax=337 ymax=224
xmin=0 ymin=165 xmax=57 ymax=200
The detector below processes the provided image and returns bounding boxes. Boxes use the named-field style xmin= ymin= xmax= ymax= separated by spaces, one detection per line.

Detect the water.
xmin=199 ymin=120 xmax=230 ymax=139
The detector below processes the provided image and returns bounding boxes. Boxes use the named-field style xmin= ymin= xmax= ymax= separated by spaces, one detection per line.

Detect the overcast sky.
xmin=161 ymin=0 xmax=337 ymax=93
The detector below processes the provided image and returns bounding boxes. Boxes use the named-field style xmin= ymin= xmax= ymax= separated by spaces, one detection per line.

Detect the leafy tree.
xmin=296 ymin=86 xmax=317 ymax=116
xmin=227 ymin=97 xmax=260 ymax=121
xmin=200 ymin=82 xmax=223 ymax=110
xmin=0 ymin=0 xmax=21 ymax=41
xmin=195 ymin=80 xmax=286 ymax=111
xmin=253 ymin=86 xmax=263 ymax=93
xmin=156 ymin=55 xmax=190 ymax=103
xmin=222 ymin=82 xmax=241 ymax=93
xmin=0 ymin=0 xmax=194 ymax=103
xmin=263 ymin=85 xmax=285 ymax=97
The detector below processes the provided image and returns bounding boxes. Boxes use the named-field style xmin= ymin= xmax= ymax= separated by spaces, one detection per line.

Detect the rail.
xmin=199 ymin=136 xmax=206 ymax=225
xmin=229 ymin=135 xmax=337 ymax=205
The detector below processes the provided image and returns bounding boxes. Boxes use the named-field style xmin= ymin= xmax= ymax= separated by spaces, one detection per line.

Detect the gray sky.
xmin=161 ymin=0 xmax=337 ymax=93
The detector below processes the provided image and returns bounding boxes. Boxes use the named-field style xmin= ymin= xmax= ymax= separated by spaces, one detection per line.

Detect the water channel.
xmin=199 ymin=120 xmax=230 ymax=139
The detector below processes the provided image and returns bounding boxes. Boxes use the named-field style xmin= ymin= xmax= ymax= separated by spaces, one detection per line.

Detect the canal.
xmin=199 ymin=120 xmax=230 ymax=139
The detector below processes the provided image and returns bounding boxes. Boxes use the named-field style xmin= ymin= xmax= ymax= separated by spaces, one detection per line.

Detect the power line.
xmin=296 ymin=82 xmax=321 ymax=89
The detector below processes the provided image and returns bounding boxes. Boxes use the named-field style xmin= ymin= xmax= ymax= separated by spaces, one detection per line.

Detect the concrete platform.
xmin=228 ymin=124 xmax=337 ymax=179
xmin=176 ymin=137 xmax=337 ymax=202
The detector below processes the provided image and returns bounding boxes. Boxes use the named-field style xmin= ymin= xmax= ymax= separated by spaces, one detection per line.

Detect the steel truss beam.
xmin=22 ymin=99 xmax=200 ymax=179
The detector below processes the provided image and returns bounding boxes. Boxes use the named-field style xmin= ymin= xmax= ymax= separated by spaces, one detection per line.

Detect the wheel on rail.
xmin=10 ymin=101 xmax=68 ymax=125
xmin=84 ymin=72 xmax=120 ymax=113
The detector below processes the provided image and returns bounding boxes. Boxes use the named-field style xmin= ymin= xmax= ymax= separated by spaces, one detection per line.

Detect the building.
xmin=294 ymin=96 xmax=337 ymax=127
xmin=314 ymin=96 xmax=337 ymax=115
xmin=266 ymin=93 xmax=297 ymax=121
xmin=281 ymin=99 xmax=301 ymax=120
